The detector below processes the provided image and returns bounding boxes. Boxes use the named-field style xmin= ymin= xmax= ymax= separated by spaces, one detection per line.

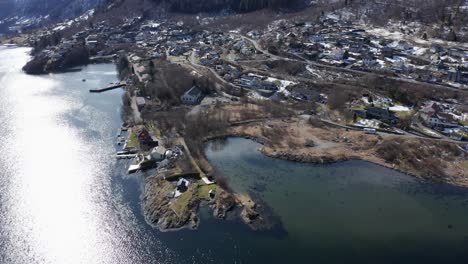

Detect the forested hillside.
xmin=1 ymin=0 xmax=101 ymax=20
xmin=162 ymin=0 xmax=306 ymax=13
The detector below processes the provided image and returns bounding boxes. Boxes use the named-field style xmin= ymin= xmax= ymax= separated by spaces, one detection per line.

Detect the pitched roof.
xmin=185 ymin=86 xmax=203 ymax=98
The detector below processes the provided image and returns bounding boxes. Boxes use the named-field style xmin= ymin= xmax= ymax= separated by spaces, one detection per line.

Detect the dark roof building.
xmin=181 ymin=86 xmax=204 ymax=105
xmin=366 ymin=107 xmax=400 ymax=124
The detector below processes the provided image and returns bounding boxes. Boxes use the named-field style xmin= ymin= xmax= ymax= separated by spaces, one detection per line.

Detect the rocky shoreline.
xmin=260 ymin=145 xmax=468 ymax=187
xmin=208 ymin=120 xmax=468 ymax=188
xmin=142 ymin=173 xmax=271 ymax=232
xmin=14 ymin=36 xmax=466 ymax=232
xmin=22 ymin=45 xmax=90 ymax=75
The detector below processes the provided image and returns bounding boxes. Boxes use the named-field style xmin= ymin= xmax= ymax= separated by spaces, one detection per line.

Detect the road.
xmin=180 ymin=37 xmax=466 ymax=146
xmin=188 ymin=49 xmax=243 ymax=96
xmin=130 ymin=96 xmax=143 ymax=124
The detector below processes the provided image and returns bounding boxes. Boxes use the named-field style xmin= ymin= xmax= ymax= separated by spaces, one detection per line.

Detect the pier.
xmin=89 ymin=82 xmax=126 ymax=93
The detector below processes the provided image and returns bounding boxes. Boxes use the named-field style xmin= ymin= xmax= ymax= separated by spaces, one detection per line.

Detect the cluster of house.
xmin=30 ymin=39 xmax=78 ymax=64
xmin=27 ymin=9 xmax=468 ymax=94
xmin=257 ymin=16 xmax=468 ymax=89
xmin=124 ymin=127 xmax=206 ymax=199
xmin=128 ymin=54 xmax=152 ymax=83
xmin=128 ymin=127 xmax=187 ymax=173
xmin=215 ymin=64 xmax=241 ymax=81
xmin=232 ymin=39 xmax=256 ymax=57
xmin=235 ymin=75 xmax=278 ymax=94
xmin=419 ymin=101 xmax=468 ymax=140
xmin=350 ymin=94 xmax=467 ymax=140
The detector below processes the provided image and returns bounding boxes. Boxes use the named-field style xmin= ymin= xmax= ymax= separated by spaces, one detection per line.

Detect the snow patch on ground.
xmin=355 ymin=119 xmax=381 ymax=128
xmin=306 ymin=65 xmax=322 ymax=78
xmin=389 ymin=105 xmax=411 ymax=112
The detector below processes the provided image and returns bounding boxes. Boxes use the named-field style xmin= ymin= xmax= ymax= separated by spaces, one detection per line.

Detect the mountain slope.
xmin=101 ymin=0 xmax=308 ymax=15
xmin=163 ymin=0 xmax=307 ymax=13
xmin=2 ymin=0 xmax=101 ymax=20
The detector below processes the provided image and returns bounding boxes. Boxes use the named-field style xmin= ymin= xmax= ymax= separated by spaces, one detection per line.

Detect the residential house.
xmin=181 ymin=86 xmax=204 ymax=105
xmin=150 ymin=146 xmax=166 ymax=161
xmin=85 ymin=34 xmax=99 ymax=48
xmin=136 ymin=97 xmax=146 ymax=111
xmin=366 ymin=107 xmax=400 ymax=124
xmin=424 ymin=112 xmax=459 ymax=129
xmin=309 ymin=34 xmax=325 ymax=43
xmin=420 ymin=102 xmax=459 ymax=129
xmin=392 ymin=41 xmax=412 ymax=52
xmin=289 ymin=86 xmax=320 ymax=101
xmin=382 ymin=47 xmax=394 ymax=58
xmin=169 ymin=46 xmax=187 ymax=56
xmin=447 ymin=68 xmax=462 ymax=83
xmin=303 ymin=50 xmax=320 ymax=61
xmin=362 ymin=53 xmax=379 ymax=68
xmin=331 ymin=48 xmax=344 ymax=61
xmin=349 ymin=43 xmax=364 ymax=53
xmin=175 ymin=178 xmax=190 ymax=197
xmin=237 ymin=76 xmax=278 ymax=91
xmin=138 ymin=128 xmax=158 ymax=148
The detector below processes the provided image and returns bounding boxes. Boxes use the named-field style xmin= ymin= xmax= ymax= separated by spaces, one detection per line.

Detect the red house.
xmin=138 ymin=128 xmax=156 ymax=147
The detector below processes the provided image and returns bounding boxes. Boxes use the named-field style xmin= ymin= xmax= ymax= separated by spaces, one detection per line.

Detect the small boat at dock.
xmin=116 ymin=154 xmax=137 ymax=159
xmin=117 ymin=149 xmax=137 ymax=155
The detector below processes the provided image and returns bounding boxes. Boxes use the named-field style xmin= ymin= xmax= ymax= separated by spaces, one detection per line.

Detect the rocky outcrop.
xmin=261 ymin=148 xmax=355 ymax=164
xmin=23 ymin=45 xmax=90 ymax=75
xmin=22 ymin=56 xmax=49 ymax=75
xmin=143 ymin=174 xmax=276 ymax=231
xmin=143 ymin=176 xmax=199 ymax=231
xmin=211 ymin=190 xmax=236 ymax=219
xmin=241 ymin=197 xmax=282 ymax=231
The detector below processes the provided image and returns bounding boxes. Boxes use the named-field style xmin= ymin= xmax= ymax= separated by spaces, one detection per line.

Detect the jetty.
xmin=89 ymin=82 xmax=126 ymax=93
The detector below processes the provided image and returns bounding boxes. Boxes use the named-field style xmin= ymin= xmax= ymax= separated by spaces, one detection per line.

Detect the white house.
xmin=85 ymin=34 xmax=99 ymax=48
xmin=181 ymin=86 xmax=204 ymax=105
xmin=426 ymin=114 xmax=459 ymax=128
xmin=150 ymin=146 xmax=166 ymax=161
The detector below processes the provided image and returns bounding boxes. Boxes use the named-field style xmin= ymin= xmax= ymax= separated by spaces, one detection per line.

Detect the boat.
xmin=116 ymin=154 xmax=137 ymax=159
xmin=117 ymin=150 xmax=136 ymax=155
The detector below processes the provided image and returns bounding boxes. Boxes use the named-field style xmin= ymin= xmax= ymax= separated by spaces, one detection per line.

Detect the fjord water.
xmin=0 ymin=46 xmax=176 ymax=263
xmin=205 ymin=137 xmax=468 ymax=262
xmin=1 ymin=46 xmax=468 ymax=264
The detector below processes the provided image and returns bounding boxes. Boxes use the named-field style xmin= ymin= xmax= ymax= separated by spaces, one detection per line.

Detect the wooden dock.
xmin=89 ymin=83 xmax=126 ymax=93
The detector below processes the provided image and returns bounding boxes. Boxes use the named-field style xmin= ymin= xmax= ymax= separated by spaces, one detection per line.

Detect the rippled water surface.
xmin=1 ymin=46 xmax=468 ymax=264
xmin=205 ymin=136 xmax=468 ymax=263
xmin=0 ymin=47 xmax=177 ymax=264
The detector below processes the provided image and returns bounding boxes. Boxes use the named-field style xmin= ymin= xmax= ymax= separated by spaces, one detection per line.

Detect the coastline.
xmin=15 ymin=44 xmax=468 ymax=232
xmin=119 ymin=80 xmax=466 ymax=231
xmin=202 ymin=120 xmax=468 ymax=188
